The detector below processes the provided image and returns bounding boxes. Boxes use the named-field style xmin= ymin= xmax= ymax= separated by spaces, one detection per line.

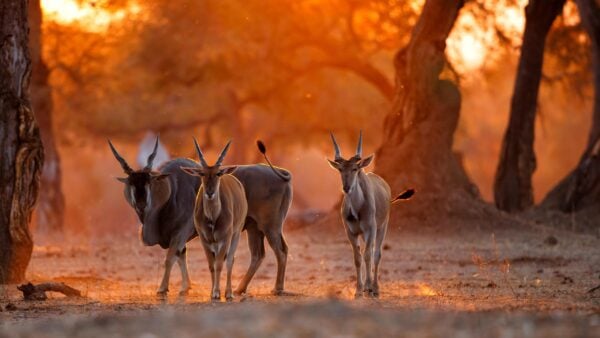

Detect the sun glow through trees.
xmin=39 ymin=0 xmax=528 ymax=72
xmin=447 ymin=1 xmax=527 ymax=72
xmin=40 ymin=0 xmax=143 ymax=32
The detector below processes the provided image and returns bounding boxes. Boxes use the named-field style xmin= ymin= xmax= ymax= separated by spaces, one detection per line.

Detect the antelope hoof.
xmin=211 ymin=290 xmax=221 ymax=301
xmin=156 ymin=290 xmax=168 ymax=299
xmin=272 ymin=289 xmax=294 ymax=296
xmin=273 ymin=289 xmax=298 ymax=297
xmin=226 ymin=293 xmax=234 ymax=302
xmin=179 ymin=289 xmax=189 ymax=297
xmin=354 ymin=289 xmax=363 ymax=299
xmin=234 ymin=288 xmax=247 ymax=296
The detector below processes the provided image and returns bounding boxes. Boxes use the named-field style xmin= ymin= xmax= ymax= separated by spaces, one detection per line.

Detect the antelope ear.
xmin=357 ymin=154 xmax=374 ymax=168
xmin=180 ymin=166 xmax=201 ymax=176
xmin=220 ymin=166 xmax=237 ymax=175
xmin=327 ymin=159 xmax=340 ymax=170
xmin=116 ymin=177 xmax=128 ymax=183
xmin=151 ymin=173 xmax=170 ymax=181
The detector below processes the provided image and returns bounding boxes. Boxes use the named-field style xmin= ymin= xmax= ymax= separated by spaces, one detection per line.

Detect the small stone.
xmin=544 ymin=235 xmax=558 ymax=246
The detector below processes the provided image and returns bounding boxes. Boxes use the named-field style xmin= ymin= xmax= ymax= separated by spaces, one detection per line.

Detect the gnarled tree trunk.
xmin=29 ymin=0 xmax=65 ymax=234
xmin=542 ymin=0 xmax=600 ymax=212
xmin=494 ymin=0 xmax=566 ymax=212
xmin=375 ymin=0 xmax=480 ymax=220
xmin=0 ymin=0 xmax=44 ymax=283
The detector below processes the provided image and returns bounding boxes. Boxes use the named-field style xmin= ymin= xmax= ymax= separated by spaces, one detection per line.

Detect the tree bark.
xmin=0 ymin=0 xmax=44 ymax=283
xmin=494 ymin=0 xmax=566 ymax=212
xmin=29 ymin=0 xmax=65 ymax=234
xmin=375 ymin=0 xmax=481 ymax=219
xmin=541 ymin=0 xmax=600 ymax=212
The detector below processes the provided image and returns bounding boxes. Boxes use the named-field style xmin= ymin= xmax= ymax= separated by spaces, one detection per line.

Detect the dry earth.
xmin=0 ymin=219 xmax=599 ymax=337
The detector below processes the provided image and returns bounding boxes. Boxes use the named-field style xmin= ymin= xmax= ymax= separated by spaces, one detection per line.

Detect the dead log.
xmin=17 ymin=282 xmax=82 ymax=301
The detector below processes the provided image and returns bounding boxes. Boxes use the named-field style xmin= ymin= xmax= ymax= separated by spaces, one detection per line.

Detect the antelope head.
xmin=181 ymin=139 xmax=237 ymax=201
xmin=327 ymin=131 xmax=374 ymax=194
xmin=109 ymin=136 xmax=170 ymax=224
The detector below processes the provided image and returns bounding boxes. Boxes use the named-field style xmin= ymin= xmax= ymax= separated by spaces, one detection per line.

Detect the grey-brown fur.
xmin=328 ymin=131 xmax=412 ymax=297
xmin=181 ymin=140 xmax=248 ymax=301
xmin=111 ymin=137 xmax=293 ymax=298
xmin=183 ymin=139 xmax=293 ymax=297
xmin=109 ymin=138 xmax=200 ymax=297
xmin=231 ymin=163 xmax=292 ymax=295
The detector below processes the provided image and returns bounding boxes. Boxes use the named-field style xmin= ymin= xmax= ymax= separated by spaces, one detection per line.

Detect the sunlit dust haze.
xmin=38 ymin=0 xmax=593 ymax=235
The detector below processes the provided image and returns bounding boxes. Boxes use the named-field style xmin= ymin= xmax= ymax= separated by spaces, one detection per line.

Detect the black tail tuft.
xmin=256 ymin=139 xmax=291 ymax=182
xmin=257 ymin=140 xmax=267 ymax=154
xmin=391 ymin=189 xmax=415 ymax=203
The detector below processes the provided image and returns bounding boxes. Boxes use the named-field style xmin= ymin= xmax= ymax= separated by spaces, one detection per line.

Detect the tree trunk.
xmin=494 ymin=0 xmax=566 ymax=212
xmin=0 ymin=0 xmax=44 ymax=283
xmin=375 ymin=0 xmax=481 ymax=219
xmin=541 ymin=0 xmax=600 ymax=212
xmin=29 ymin=0 xmax=65 ymax=234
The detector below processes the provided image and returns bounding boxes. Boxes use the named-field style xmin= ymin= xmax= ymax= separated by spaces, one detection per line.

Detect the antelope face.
xmin=328 ymin=130 xmax=373 ymax=194
xmin=328 ymin=155 xmax=374 ymax=194
xmin=108 ymin=136 xmax=169 ymax=225
xmin=180 ymin=138 xmax=236 ymax=201
xmin=180 ymin=165 xmax=237 ymax=200
xmin=117 ymin=171 xmax=170 ymax=223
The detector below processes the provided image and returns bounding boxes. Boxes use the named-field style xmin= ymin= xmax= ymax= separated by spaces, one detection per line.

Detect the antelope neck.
xmin=203 ymin=192 xmax=221 ymax=223
xmin=345 ymin=174 xmax=365 ymax=217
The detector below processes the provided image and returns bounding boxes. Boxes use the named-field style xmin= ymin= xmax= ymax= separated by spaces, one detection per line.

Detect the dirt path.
xmin=1 ymin=222 xmax=599 ymax=335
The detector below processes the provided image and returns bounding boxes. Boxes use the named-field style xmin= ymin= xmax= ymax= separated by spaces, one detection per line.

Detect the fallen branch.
xmin=588 ymin=284 xmax=600 ymax=294
xmin=17 ymin=282 xmax=82 ymax=301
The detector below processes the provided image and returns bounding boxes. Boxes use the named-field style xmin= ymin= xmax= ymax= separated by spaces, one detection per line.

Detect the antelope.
xmin=327 ymin=131 xmax=414 ymax=298
xmin=110 ymin=137 xmax=293 ymax=297
xmin=109 ymin=137 xmax=200 ymax=297
xmin=181 ymin=139 xmax=248 ymax=301
xmin=185 ymin=140 xmax=293 ymax=296
xmin=230 ymin=141 xmax=293 ymax=296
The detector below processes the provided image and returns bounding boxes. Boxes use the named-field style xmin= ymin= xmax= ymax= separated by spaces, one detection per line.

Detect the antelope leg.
xmin=157 ymin=246 xmax=178 ymax=297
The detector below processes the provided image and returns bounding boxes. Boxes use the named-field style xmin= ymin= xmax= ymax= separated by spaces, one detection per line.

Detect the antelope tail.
xmin=256 ymin=140 xmax=291 ymax=182
xmin=391 ymin=189 xmax=415 ymax=204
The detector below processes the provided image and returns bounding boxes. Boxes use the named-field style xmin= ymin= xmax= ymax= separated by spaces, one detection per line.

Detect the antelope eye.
xmin=216 ymin=172 xmax=223 ymax=177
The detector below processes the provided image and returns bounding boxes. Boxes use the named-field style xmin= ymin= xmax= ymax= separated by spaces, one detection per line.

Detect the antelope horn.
xmin=356 ymin=130 xmax=363 ymax=158
xmin=108 ymin=139 xmax=133 ymax=174
xmin=330 ymin=132 xmax=342 ymax=160
xmin=216 ymin=140 xmax=232 ymax=166
xmin=193 ymin=137 xmax=209 ymax=167
xmin=144 ymin=136 xmax=160 ymax=171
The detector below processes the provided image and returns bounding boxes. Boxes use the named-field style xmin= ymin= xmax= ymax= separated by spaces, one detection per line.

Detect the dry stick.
xmin=588 ymin=285 xmax=600 ymax=294
xmin=17 ymin=282 xmax=82 ymax=301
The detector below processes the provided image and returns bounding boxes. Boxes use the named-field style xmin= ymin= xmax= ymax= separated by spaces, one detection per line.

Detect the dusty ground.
xmin=1 ymin=220 xmax=599 ymax=336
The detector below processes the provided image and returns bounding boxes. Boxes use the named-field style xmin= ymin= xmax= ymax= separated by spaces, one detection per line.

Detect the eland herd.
xmin=108 ymin=132 xmax=413 ymax=300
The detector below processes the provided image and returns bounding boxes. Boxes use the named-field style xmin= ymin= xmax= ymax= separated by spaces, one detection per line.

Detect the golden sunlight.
xmin=417 ymin=284 xmax=438 ymax=297
xmin=41 ymin=0 xmax=142 ymax=32
xmin=447 ymin=12 xmax=489 ymax=71
xmin=448 ymin=31 xmax=487 ymax=70
xmin=448 ymin=1 xmax=526 ymax=72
